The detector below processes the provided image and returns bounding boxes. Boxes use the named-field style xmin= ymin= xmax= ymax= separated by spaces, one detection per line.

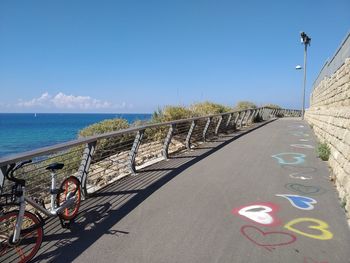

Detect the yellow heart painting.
xmin=284 ymin=218 xmax=333 ymax=240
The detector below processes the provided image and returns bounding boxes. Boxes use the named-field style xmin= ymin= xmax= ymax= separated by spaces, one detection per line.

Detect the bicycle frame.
xmin=11 ymin=171 xmax=77 ymax=244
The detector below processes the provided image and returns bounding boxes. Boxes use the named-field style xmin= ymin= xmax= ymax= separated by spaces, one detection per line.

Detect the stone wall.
xmin=305 ymin=58 xmax=350 ymax=223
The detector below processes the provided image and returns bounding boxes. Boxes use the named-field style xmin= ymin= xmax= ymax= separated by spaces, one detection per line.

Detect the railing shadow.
xmin=32 ymin=119 xmax=275 ymax=262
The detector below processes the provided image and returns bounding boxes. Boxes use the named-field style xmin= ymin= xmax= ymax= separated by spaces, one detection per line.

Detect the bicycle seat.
xmin=46 ymin=163 xmax=64 ymax=171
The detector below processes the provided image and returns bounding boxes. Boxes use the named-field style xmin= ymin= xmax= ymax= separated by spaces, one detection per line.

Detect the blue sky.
xmin=0 ymin=0 xmax=349 ymax=113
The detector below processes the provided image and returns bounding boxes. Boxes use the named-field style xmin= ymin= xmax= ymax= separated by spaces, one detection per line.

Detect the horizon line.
xmin=0 ymin=112 xmax=153 ymax=114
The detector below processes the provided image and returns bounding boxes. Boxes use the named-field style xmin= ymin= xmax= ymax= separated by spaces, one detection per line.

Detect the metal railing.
xmin=0 ymin=107 xmax=301 ymax=204
xmin=313 ymin=31 xmax=350 ymax=89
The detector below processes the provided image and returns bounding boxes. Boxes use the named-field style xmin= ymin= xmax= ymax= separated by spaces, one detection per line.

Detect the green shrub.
xmin=317 ymin=142 xmax=331 ymax=161
xmin=234 ymin=101 xmax=257 ymax=111
xmin=264 ymin=104 xmax=281 ymax=109
xmin=79 ymin=119 xmax=129 ymax=137
xmin=152 ymin=101 xmax=232 ymax=123
xmin=190 ymin=101 xmax=231 ymax=116
xmin=79 ymin=118 xmax=131 ymax=160
xmin=150 ymin=102 xmax=231 ymax=140
xmin=150 ymin=106 xmax=192 ymax=140
xmin=340 ymin=198 xmax=347 ymax=211
xmin=152 ymin=106 xmax=193 ymax=123
xmin=131 ymin=119 xmax=150 ymax=127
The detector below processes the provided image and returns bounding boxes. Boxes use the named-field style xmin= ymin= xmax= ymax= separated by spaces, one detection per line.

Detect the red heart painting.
xmin=241 ymin=225 xmax=297 ymax=251
xmin=303 ymin=257 xmax=329 ymax=263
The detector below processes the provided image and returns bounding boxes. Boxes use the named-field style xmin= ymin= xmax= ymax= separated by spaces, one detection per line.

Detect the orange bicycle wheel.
xmin=56 ymin=176 xmax=81 ymax=220
xmin=0 ymin=210 xmax=43 ymax=263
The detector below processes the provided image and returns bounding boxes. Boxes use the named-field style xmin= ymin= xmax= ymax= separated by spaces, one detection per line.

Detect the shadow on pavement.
xmin=32 ymin=120 xmax=274 ymax=262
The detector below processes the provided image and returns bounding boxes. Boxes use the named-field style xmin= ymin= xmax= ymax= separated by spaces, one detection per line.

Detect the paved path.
xmin=34 ymin=119 xmax=350 ymax=263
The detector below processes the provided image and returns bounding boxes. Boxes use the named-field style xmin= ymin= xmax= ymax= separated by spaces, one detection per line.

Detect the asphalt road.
xmin=34 ymin=119 xmax=350 ymax=263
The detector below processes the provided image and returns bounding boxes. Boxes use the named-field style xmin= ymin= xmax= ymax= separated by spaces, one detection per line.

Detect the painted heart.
xmin=241 ymin=225 xmax=297 ymax=251
xmin=285 ymin=183 xmax=326 ymax=195
xmin=271 ymin=153 xmax=306 ymax=165
xmin=288 ymin=125 xmax=305 ymax=129
xmin=232 ymin=202 xmax=280 ymax=226
xmin=289 ymin=174 xmax=313 ymax=180
xmin=290 ymin=144 xmax=314 ymax=149
xmin=275 ymin=194 xmax=317 ymax=210
xmin=303 ymin=257 xmax=329 ymax=263
xmin=281 ymin=165 xmax=316 ymax=180
xmin=284 ymin=218 xmax=333 ymax=240
xmin=290 ymin=131 xmax=309 ymax=137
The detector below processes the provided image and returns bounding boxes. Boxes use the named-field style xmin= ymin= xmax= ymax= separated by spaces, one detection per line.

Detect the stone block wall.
xmin=305 ymin=58 xmax=350 ymax=222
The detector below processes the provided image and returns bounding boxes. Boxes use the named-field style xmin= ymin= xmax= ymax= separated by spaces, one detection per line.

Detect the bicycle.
xmin=0 ymin=160 xmax=81 ymax=263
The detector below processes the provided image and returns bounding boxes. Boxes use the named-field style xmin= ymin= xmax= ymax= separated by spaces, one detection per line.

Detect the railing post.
xmin=248 ymin=109 xmax=257 ymax=123
xmin=185 ymin=121 xmax=196 ymax=150
xmin=261 ymin=108 xmax=267 ymax=120
xmin=271 ymin=109 xmax=276 ymax=117
xmin=0 ymin=165 xmax=8 ymax=193
xmin=238 ymin=110 xmax=247 ymax=128
xmin=162 ymin=124 xmax=174 ymax=160
xmin=268 ymin=108 xmax=272 ymax=119
xmin=241 ymin=110 xmax=248 ymax=126
xmin=203 ymin=117 xmax=212 ymax=142
xmin=225 ymin=113 xmax=232 ymax=128
xmin=250 ymin=109 xmax=257 ymax=122
xmin=78 ymin=141 xmax=96 ymax=198
xmin=215 ymin=116 xmax=223 ymax=135
xmin=233 ymin=112 xmax=241 ymax=129
xmin=268 ymin=108 xmax=273 ymax=119
xmin=253 ymin=108 xmax=261 ymax=121
xmin=243 ymin=110 xmax=252 ymax=125
xmin=129 ymin=129 xmax=145 ymax=174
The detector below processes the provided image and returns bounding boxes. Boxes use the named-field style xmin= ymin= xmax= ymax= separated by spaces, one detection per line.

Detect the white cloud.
xmin=17 ymin=92 xmax=125 ymax=110
xmin=17 ymin=92 xmax=52 ymax=107
xmin=51 ymin=92 xmax=112 ymax=109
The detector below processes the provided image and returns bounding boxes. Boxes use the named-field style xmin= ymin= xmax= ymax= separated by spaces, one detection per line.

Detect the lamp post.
xmin=300 ymin=31 xmax=311 ymax=120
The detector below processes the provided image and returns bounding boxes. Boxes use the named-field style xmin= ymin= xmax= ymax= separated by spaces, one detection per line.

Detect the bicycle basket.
xmin=0 ymin=186 xmax=18 ymax=208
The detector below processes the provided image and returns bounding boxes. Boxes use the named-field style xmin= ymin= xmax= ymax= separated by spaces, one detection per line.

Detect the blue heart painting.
xmin=271 ymin=153 xmax=306 ymax=165
xmin=275 ymin=194 xmax=317 ymax=210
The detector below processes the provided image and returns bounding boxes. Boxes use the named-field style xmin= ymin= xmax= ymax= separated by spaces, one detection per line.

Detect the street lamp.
xmin=300 ymin=31 xmax=311 ymax=120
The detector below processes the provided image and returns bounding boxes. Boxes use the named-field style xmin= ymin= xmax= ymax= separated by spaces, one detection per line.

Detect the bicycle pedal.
xmin=33 ymin=198 xmax=46 ymax=209
xmin=59 ymin=218 xmax=71 ymax=229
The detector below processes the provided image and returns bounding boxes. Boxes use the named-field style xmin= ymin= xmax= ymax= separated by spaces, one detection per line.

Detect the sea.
xmin=0 ymin=113 xmax=152 ymax=158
